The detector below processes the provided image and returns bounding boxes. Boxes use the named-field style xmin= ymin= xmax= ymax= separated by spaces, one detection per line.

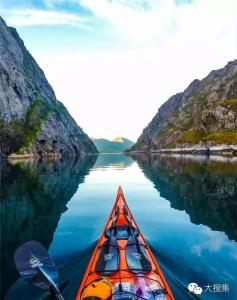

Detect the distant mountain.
xmin=0 ymin=17 xmax=97 ymax=159
xmin=93 ymin=137 xmax=134 ymax=153
xmin=132 ymin=60 xmax=237 ymax=155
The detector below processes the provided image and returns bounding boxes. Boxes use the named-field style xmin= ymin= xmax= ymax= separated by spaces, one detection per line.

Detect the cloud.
xmin=79 ymin=0 xmax=180 ymax=42
xmin=79 ymin=0 xmax=237 ymax=43
xmin=191 ymin=228 xmax=232 ymax=257
xmin=2 ymin=8 xmax=88 ymax=27
xmin=3 ymin=0 xmax=237 ymax=45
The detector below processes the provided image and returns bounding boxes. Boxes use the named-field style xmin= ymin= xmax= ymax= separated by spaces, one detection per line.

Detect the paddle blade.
xmin=14 ymin=240 xmax=58 ymax=290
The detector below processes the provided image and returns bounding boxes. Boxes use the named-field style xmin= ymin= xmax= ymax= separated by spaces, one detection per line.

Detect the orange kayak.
xmin=76 ymin=186 xmax=174 ymax=300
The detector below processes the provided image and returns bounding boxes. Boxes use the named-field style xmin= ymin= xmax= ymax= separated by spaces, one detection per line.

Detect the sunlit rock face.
xmin=132 ymin=154 xmax=237 ymax=241
xmin=0 ymin=155 xmax=97 ymax=298
xmin=0 ymin=17 xmax=97 ymax=158
xmin=132 ymin=60 xmax=237 ymax=154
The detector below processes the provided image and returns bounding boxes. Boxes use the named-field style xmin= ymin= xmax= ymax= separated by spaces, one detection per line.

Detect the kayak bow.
xmin=76 ymin=186 xmax=174 ymax=300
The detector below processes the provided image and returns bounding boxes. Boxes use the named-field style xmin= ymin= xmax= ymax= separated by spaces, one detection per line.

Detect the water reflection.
xmin=93 ymin=153 xmax=134 ymax=169
xmin=1 ymin=153 xmax=237 ymax=300
xmin=0 ymin=155 xmax=97 ymax=298
xmin=131 ymin=154 xmax=237 ymax=241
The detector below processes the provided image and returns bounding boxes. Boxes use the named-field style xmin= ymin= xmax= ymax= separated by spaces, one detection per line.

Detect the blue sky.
xmin=0 ymin=0 xmax=117 ymax=53
xmin=1 ymin=0 xmax=237 ymax=140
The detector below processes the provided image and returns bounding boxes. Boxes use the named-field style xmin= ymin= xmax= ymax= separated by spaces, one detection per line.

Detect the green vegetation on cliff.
xmin=177 ymin=129 xmax=237 ymax=145
xmin=0 ymin=17 xmax=97 ymax=158
xmin=168 ymin=97 xmax=237 ymax=146
xmin=0 ymin=99 xmax=66 ymax=155
xmin=220 ymin=98 xmax=237 ymax=112
xmin=165 ymin=95 xmax=237 ymax=146
xmin=133 ymin=60 xmax=237 ymax=152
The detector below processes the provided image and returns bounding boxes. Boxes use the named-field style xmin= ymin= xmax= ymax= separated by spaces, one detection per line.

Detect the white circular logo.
xmin=29 ymin=257 xmax=43 ymax=268
xmin=188 ymin=283 xmax=203 ymax=295
xmin=194 ymin=286 xmax=203 ymax=295
xmin=188 ymin=283 xmax=198 ymax=292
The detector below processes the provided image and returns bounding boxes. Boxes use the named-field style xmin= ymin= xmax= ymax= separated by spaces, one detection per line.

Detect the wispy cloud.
xmin=79 ymin=0 xmax=180 ymax=42
xmin=2 ymin=8 xmax=88 ymax=27
xmin=78 ymin=0 xmax=237 ymax=43
xmin=2 ymin=0 xmax=237 ymax=45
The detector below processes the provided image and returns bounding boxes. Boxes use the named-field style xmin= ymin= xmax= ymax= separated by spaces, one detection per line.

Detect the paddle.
xmin=95 ymin=207 xmax=119 ymax=275
xmin=14 ymin=240 xmax=64 ymax=300
xmin=124 ymin=205 xmax=152 ymax=274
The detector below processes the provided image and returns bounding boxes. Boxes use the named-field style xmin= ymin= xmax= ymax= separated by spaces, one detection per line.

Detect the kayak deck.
xmin=76 ymin=186 xmax=174 ymax=300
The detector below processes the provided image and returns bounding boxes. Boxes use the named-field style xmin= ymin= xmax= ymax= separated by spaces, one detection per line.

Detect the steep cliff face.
xmin=0 ymin=17 xmax=97 ymax=158
xmin=132 ymin=60 xmax=237 ymax=153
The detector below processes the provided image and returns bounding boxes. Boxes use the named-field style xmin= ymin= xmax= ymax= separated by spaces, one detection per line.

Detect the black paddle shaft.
xmin=39 ymin=267 xmax=64 ymax=300
xmin=50 ymin=286 xmax=65 ymax=300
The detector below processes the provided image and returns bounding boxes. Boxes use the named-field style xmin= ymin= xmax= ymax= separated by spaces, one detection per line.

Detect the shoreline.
xmin=130 ymin=144 xmax=237 ymax=156
xmin=7 ymin=153 xmax=62 ymax=160
xmin=4 ymin=152 xmax=98 ymax=162
xmin=1 ymin=146 xmax=237 ymax=162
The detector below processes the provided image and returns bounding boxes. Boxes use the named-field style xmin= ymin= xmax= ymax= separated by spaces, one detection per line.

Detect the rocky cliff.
xmin=132 ymin=60 xmax=237 ymax=154
xmin=0 ymin=17 xmax=97 ymax=158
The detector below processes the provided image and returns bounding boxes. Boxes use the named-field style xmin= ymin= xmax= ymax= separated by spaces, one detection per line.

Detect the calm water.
xmin=1 ymin=154 xmax=237 ymax=300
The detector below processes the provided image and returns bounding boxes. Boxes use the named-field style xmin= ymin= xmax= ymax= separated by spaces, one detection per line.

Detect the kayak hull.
xmin=76 ymin=186 xmax=174 ymax=300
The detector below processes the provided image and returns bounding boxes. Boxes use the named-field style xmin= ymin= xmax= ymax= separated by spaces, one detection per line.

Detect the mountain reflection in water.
xmin=0 ymin=155 xmax=97 ymax=298
xmin=132 ymin=154 xmax=237 ymax=241
xmin=1 ymin=153 xmax=237 ymax=300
